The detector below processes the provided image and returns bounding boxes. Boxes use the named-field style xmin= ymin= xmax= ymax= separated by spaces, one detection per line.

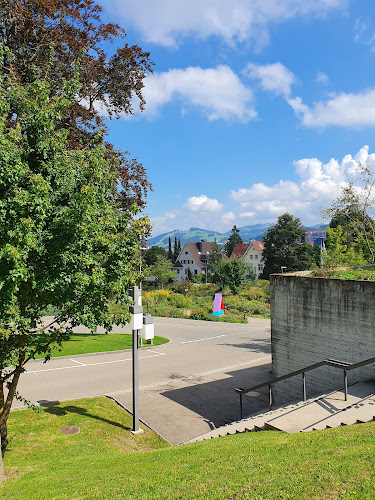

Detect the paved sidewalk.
xmin=108 ymin=317 xmax=271 ymax=444
xmin=109 ymin=355 xmax=271 ymax=444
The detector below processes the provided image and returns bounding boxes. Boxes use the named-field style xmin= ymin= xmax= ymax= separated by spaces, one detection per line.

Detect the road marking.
xmin=180 ymin=334 xmax=228 ymax=344
xmin=24 ymin=351 xmax=166 ymax=374
xmin=70 ymin=359 xmax=86 ymax=365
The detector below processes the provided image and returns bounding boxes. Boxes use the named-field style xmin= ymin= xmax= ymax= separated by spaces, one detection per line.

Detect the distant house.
xmin=173 ymin=241 xmax=217 ymax=281
xmin=230 ymin=241 xmax=265 ymax=278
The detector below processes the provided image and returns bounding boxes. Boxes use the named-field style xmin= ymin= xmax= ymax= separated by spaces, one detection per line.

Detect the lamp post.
xmin=198 ymin=251 xmax=210 ymax=283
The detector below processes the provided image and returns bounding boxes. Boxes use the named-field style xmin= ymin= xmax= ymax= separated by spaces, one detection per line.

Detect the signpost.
xmin=129 ymin=285 xmax=143 ymax=434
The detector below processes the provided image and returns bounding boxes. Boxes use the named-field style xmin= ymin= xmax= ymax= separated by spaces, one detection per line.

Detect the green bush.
xmin=168 ymin=307 xmax=184 ymax=318
xmin=188 ymin=283 xmax=219 ymax=298
xmin=247 ymin=300 xmax=271 ymax=316
xmin=240 ymin=288 xmax=265 ymax=301
xmin=223 ymin=295 xmax=248 ymax=312
xmin=190 ymin=308 xmax=208 ymax=320
xmin=167 ymin=292 xmax=190 ymax=308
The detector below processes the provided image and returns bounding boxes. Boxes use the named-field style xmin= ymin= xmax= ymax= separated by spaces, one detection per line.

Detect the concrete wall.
xmin=270 ymin=274 xmax=375 ymax=405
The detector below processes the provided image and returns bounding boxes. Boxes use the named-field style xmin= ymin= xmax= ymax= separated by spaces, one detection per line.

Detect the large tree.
xmin=324 ymin=164 xmax=375 ymax=263
xmin=0 ymin=0 xmax=153 ymax=209
xmin=144 ymin=246 xmax=168 ymax=266
xmin=0 ymin=51 xmax=148 ymax=456
xmin=211 ymin=258 xmax=247 ymax=293
xmin=224 ymin=225 xmax=243 ymax=257
xmin=323 ymin=226 xmax=366 ymax=268
xmin=261 ymin=213 xmax=319 ymax=279
xmin=145 ymin=256 xmax=176 ymax=289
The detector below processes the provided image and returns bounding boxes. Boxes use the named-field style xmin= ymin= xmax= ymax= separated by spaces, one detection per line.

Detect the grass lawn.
xmin=34 ymin=334 xmax=169 ymax=359
xmin=2 ymin=397 xmax=375 ymax=499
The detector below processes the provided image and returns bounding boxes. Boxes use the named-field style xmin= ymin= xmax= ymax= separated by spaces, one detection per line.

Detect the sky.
xmin=99 ymin=0 xmax=375 ymax=237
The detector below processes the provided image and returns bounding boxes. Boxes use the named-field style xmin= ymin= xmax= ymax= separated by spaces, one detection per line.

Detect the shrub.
xmin=168 ymin=307 xmax=184 ymax=318
xmin=240 ymin=288 xmax=265 ymax=301
xmin=247 ymin=300 xmax=270 ymax=316
xmin=224 ymin=296 xmax=249 ymax=311
xmin=174 ymin=280 xmax=192 ymax=295
xmin=190 ymin=308 xmax=208 ymax=320
xmin=167 ymin=292 xmax=190 ymax=308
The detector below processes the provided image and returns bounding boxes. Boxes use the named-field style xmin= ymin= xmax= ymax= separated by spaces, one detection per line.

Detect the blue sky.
xmin=99 ymin=0 xmax=375 ymax=236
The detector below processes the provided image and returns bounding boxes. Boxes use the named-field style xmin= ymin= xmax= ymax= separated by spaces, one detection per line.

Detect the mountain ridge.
xmin=148 ymin=223 xmax=327 ymax=249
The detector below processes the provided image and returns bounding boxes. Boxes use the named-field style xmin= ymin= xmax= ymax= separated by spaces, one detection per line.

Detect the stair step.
xmin=185 ymin=381 xmax=375 ymax=443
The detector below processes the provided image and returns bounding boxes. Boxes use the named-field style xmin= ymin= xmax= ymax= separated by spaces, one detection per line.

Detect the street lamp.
xmin=198 ymin=251 xmax=210 ymax=284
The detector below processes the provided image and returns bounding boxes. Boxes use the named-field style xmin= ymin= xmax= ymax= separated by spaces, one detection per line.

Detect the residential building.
xmin=173 ymin=241 xmax=216 ymax=281
xmin=230 ymin=241 xmax=265 ymax=278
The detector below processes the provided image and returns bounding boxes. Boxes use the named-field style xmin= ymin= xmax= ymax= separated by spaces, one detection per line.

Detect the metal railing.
xmin=235 ymin=355 xmax=375 ymax=420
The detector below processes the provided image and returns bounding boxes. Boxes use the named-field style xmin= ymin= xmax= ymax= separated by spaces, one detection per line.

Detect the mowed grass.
xmin=34 ymin=334 xmax=169 ymax=358
xmin=2 ymin=397 xmax=375 ymax=499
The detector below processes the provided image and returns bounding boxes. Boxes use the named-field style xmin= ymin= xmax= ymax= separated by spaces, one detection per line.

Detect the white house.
xmin=231 ymin=241 xmax=265 ymax=278
xmin=173 ymin=241 xmax=216 ymax=281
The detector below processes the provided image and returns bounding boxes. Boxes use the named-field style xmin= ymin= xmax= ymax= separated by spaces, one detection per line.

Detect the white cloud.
xmin=141 ymin=66 xmax=256 ymax=122
xmin=150 ymin=147 xmax=375 ymax=235
xmin=185 ymin=195 xmax=224 ymax=212
xmin=354 ymin=19 xmax=367 ymax=42
xmin=230 ymin=146 xmax=373 ymax=224
xmin=316 ymin=72 xmax=329 ymax=84
xmin=288 ymin=89 xmax=375 ymax=128
xmin=245 ymin=62 xmax=296 ymax=98
xmin=109 ymin=0 xmax=347 ymax=48
xmin=221 ymin=212 xmax=235 ymax=226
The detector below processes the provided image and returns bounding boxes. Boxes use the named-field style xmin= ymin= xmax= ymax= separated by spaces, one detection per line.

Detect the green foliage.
xmin=310 ymin=266 xmax=375 ymax=280
xmin=261 ymin=213 xmax=320 ymax=278
xmin=0 ymin=49 xmax=148 ymax=455
xmin=173 ymin=279 xmax=193 ymax=295
xmin=223 ymin=225 xmax=243 ymax=257
xmin=190 ymin=308 xmax=208 ymax=320
xmin=143 ymin=245 xmax=168 ymax=266
xmin=143 ymin=282 xmax=270 ymax=322
xmin=324 ymin=162 xmax=375 ymax=263
xmin=168 ymin=236 xmax=173 ymax=261
xmin=173 ymin=237 xmax=181 ymax=261
xmin=323 ymin=226 xmax=366 ymax=269
xmin=211 ymin=258 xmax=248 ymax=293
xmin=145 ymin=256 xmax=176 ymax=289
xmin=167 ymin=293 xmax=191 ymax=309
xmin=239 ymin=287 xmax=265 ymax=301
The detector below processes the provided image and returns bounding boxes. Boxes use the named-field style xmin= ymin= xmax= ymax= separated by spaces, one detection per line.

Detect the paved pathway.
xmin=15 ymin=317 xmax=271 ymax=444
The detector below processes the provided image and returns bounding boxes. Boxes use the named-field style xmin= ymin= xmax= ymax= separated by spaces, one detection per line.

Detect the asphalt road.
xmin=15 ymin=317 xmax=271 ymax=444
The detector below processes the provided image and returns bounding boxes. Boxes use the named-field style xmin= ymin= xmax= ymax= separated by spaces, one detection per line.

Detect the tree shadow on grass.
xmin=38 ymin=400 xmax=131 ymax=431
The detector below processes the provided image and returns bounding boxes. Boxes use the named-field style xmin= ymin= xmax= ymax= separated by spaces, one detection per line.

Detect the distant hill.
xmin=147 ymin=228 xmax=224 ymax=248
xmin=147 ymin=223 xmax=329 ymax=249
xmin=147 ymin=224 xmax=272 ymax=249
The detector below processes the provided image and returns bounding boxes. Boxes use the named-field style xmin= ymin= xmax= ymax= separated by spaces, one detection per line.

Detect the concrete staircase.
xmin=185 ymin=380 xmax=375 ymax=443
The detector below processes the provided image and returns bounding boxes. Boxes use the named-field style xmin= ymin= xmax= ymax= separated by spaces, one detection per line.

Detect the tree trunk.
xmin=0 ymin=419 xmax=8 ymax=459
xmin=0 ymin=436 xmax=5 ymax=484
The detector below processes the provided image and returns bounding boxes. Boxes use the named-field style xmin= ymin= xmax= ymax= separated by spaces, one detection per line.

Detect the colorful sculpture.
xmin=213 ymin=293 xmax=225 ymax=316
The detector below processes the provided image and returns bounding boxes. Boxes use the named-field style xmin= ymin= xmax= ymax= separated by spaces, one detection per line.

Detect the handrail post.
xmin=240 ymin=393 xmax=243 ymax=420
xmin=269 ymin=385 xmax=272 ymax=411
xmin=344 ymin=369 xmax=348 ymax=401
xmin=302 ymin=372 xmax=306 ymax=401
